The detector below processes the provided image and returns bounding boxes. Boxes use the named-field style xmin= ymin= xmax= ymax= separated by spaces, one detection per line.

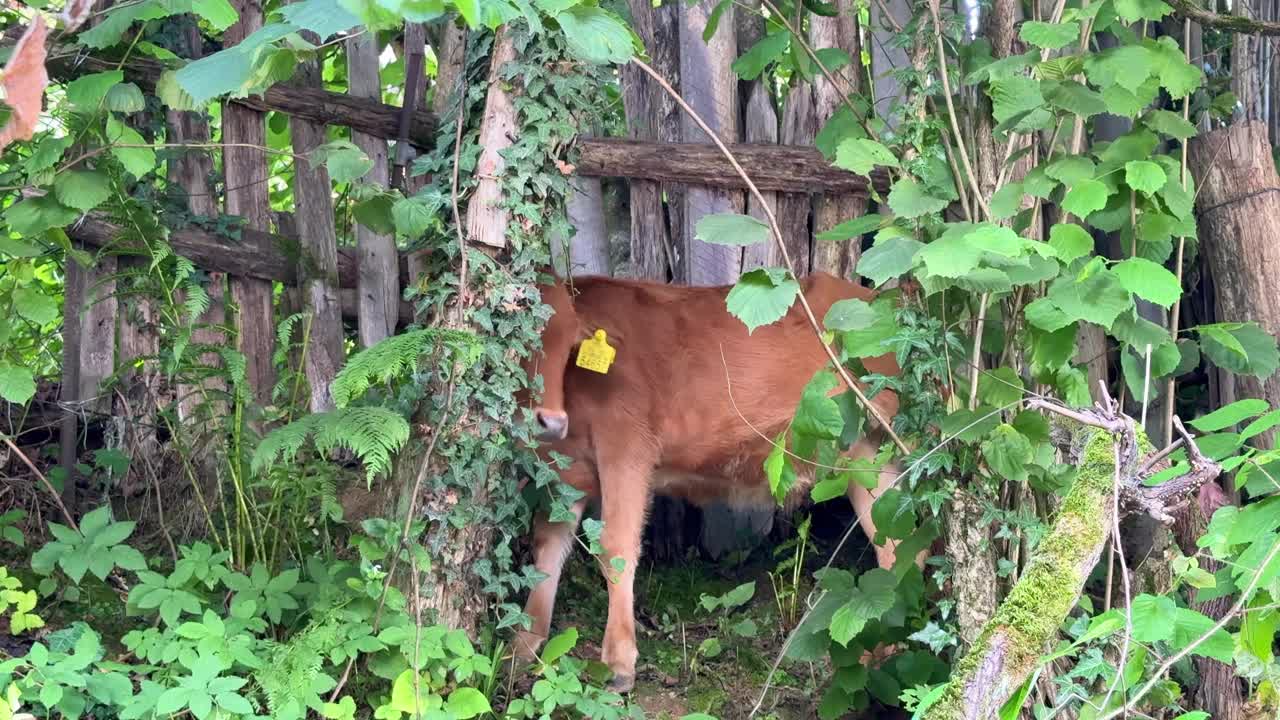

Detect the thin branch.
xmin=2 ymin=436 xmax=78 ymax=532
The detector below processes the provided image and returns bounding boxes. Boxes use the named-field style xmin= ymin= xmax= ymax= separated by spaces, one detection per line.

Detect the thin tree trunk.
xmin=223 ymin=0 xmax=275 ymax=404
xmin=1188 ymin=120 xmax=1280 ymax=445
xmin=289 ymin=24 xmax=345 ymax=412
xmin=349 ymin=31 xmax=400 ymax=347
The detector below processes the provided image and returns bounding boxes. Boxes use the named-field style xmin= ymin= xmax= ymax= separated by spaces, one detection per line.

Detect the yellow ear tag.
xmin=575 ymin=329 xmax=616 ymax=374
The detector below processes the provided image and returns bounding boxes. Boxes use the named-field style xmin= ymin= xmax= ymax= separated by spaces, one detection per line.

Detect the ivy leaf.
xmin=1125 ymin=160 xmax=1166 ymax=196
xmin=556 ymin=6 xmax=635 ymax=64
xmin=695 ymin=213 xmax=769 ymax=246
xmin=888 ymin=178 xmax=948 ymax=219
xmin=4 ymin=196 xmax=80 ymax=236
xmin=1048 ymin=223 xmax=1093 ymax=264
xmin=1144 ymin=109 xmax=1198 ymax=140
xmin=1061 ymin=179 xmax=1111 ymax=217
xmin=726 ymin=268 xmax=799 ymax=333
xmin=856 ymin=236 xmax=923 ymax=286
xmin=66 ymin=70 xmax=123 ymax=111
xmin=1019 ymin=20 xmax=1079 ymax=49
xmin=13 ymin=287 xmax=58 ymax=326
xmin=982 ymin=424 xmax=1033 ymax=482
xmin=732 ymin=31 xmax=789 ymax=80
xmin=0 ymin=365 xmax=36 ymax=405
xmin=54 ymin=170 xmax=113 ymax=211
xmin=1112 ymin=257 xmax=1181 ymax=308
xmin=834 ymin=138 xmax=900 ymax=176
xmin=824 ymin=298 xmax=876 ymax=332
xmin=106 ymin=114 xmax=156 ymax=178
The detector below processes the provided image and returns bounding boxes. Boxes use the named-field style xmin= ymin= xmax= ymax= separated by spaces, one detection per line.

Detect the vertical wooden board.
xmin=349 ymin=31 xmax=400 ymax=347
xmin=290 ymin=26 xmax=346 ymax=412
xmin=779 ymin=84 xmax=818 ymax=277
xmin=554 ymin=176 xmax=611 ymax=277
xmin=870 ymin=0 xmax=910 ymax=131
xmin=678 ymin=0 xmax=744 ymax=285
xmin=401 ymin=23 xmax=430 ymax=195
xmin=77 ymin=257 xmax=118 ymax=413
xmin=223 ymin=0 xmax=275 ymax=405
xmin=740 ymin=83 xmax=782 ymax=272
xmin=60 ymin=255 xmax=86 ymax=511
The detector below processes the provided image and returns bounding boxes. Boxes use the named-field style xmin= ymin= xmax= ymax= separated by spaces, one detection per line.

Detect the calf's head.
xmin=522 ymin=279 xmax=581 ymax=442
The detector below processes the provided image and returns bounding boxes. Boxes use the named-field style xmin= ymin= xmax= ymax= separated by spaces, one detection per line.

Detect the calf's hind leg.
xmin=514 ymin=498 xmax=587 ymax=662
xmin=595 ymin=449 xmax=656 ymax=693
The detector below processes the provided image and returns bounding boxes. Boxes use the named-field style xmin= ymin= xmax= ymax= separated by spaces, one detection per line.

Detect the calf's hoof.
xmin=605 ymin=672 xmax=635 ymax=695
xmin=511 ymin=631 xmax=546 ymax=670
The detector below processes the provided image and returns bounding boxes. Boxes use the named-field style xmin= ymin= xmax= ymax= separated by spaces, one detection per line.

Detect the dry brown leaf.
xmin=0 ymin=16 xmax=50 ymax=152
xmin=58 ymin=0 xmax=94 ymax=32
xmin=554 ymin=158 xmax=576 ymax=175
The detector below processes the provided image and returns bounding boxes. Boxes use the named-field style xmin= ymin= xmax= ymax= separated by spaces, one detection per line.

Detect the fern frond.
xmin=330 ymin=328 xmax=480 ymax=408
xmin=182 ymin=282 xmax=210 ymax=325
xmin=275 ymin=312 xmax=305 ymax=348
xmin=256 ymin=620 xmax=338 ymax=718
xmin=252 ymin=407 xmax=409 ymax=484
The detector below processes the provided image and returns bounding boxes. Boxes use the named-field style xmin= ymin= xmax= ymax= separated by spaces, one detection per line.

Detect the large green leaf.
xmin=1190 ymin=399 xmax=1271 ymax=433
xmin=66 ymin=71 xmax=123 ymax=111
xmin=982 ymin=424 xmax=1033 ymax=482
xmin=989 ymin=75 xmax=1044 ymax=124
xmin=1144 ymin=109 xmax=1198 ymax=140
xmin=310 ymin=140 xmax=373 ymax=184
xmin=0 ymin=365 xmax=36 ymax=405
xmin=732 ymin=31 xmax=789 ymax=80
xmin=556 ymin=6 xmax=635 ymax=64
xmin=834 ymin=138 xmax=899 ymax=176
xmin=1125 ymin=160 xmax=1167 ymax=196
xmin=824 ymin=298 xmax=876 ymax=332
xmin=4 ymin=197 xmax=80 ymax=236
xmin=1046 ymin=260 xmax=1133 ymax=328
xmin=1114 ymin=0 xmax=1171 ymax=22
xmin=1111 ymin=257 xmax=1181 ymax=308
xmin=13 ymin=287 xmax=58 ymax=326
xmin=726 ymin=268 xmax=799 ymax=333
xmin=1199 ymin=322 xmax=1280 ymax=378
xmin=856 ymin=236 xmax=923 ymax=286
xmin=829 ymin=569 xmax=897 ymax=646
xmin=816 ymin=213 xmax=892 ymax=241
xmin=192 ymin=0 xmax=240 ymax=30
xmin=106 ymin=115 xmax=156 ymax=178
xmin=917 ymin=233 xmax=982 ymax=279
xmin=794 ymin=371 xmax=844 ymax=439
xmin=1061 ymin=178 xmax=1111 ymax=217
xmin=53 ymin=170 xmax=113 ymax=212
xmin=1019 ymin=20 xmax=1079 ymax=49
xmin=694 ymin=213 xmax=769 ymax=246
xmin=276 ymin=0 xmax=361 ymax=37
xmin=887 ymin=178 xmax=948 ymax=219
xmin=1048 ymin=223 xmax=1093 ymax=264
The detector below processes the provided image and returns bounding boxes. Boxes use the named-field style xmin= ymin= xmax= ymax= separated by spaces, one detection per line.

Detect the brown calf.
xmin=515 ymin=272 xmax=905 ymax=692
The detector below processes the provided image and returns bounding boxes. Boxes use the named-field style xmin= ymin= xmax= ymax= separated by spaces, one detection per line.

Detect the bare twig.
xmin=2 ymin=436 xmax=78 ymax=532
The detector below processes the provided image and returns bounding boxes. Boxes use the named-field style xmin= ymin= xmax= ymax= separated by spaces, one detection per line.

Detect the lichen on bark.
xmin=926 ymin=427 xmax=1117 ymax=720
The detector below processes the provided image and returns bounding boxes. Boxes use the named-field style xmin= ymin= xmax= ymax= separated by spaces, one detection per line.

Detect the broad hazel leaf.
xmin=1191 ymin=399 xmax=1272 ymax=433
xmin=1144 ymin=109 xmax=1198 ymax=140
xmin=794 ymin=371 xmax=844 ymax=440
xmin=694 ymin=213 xmax=770 ymax=246
xmin=887 ymin=178 xmax=948 ymax=219
xmin=824 ymin=298 xmax=877 ymax=332
xmin=66 ymin=70 xmax=124 ymax=111
xmin=0 ymin=365 xmax=36 ymax=405
xmin=1018 ymin=20 xmax=1079 ymax=50
xmin=731 ymin=31 xmax=789 ymax=81
xmin=816 ymin=213 xmax=892 ymax=241
xmin=834 ymin=138 xmax=900 ymax=177
xmin=1048 ymin=223 xmax=1094 ymax=264
xmin=1130 ymin=594 xmax=1177 ymax=643
xmin=856 ymin=236 xmax=923 ymax=287
xmin=726 ymin=268 xmax=799 ymax=333
xmin=446 ymin=688 xmax=492 ymax=719
xmin=556 ymin=6 xmax=635 ymax=65
xmin=4 ymin=196 xmax=80 ymax=236
xmin=1199 ymin=322 xmax=1280 ymax=378
xmin=1114 ymin=0 xmax=1171 ymax=23
xmin=1124 ymin=160 xmax=1167 ymax=196
xmin=981 ymin=424 xmax=1032 ymax=482
xmin=989 ymin=182 xmax=1025 ymax=220
xmin=13 ymin=287 xmax=59 ymax=326
xmin=541 ymin=627 xmax=577 ymax=664
xmin=53 ymin=169 xmax=113 ymax=211
xmin=1111 ymin=257 xmax=1181 ymax=308
xmin=1061 ymin=178 xmax=1110 ymax=217
xmin=106 ymin=114 xmax=156 ymax=178
xmin=310 ymin=140 xmax=373 ymax=184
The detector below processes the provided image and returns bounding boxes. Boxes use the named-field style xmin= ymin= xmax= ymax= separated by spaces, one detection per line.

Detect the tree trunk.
xmin=289 ymin=24 xmax=345 ymax=412
xmin=223 ymin=0 xmax=275 ymax=405
xmin=1188 ymin=120 xmax=1280 ymax=446
xmin=678 ymin=0 xmax=743 ymax=284
xmin=349 ymin=31 xmax=400 ymax=347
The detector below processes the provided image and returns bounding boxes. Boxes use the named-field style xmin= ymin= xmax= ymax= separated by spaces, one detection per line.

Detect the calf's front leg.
xmin=515 ymin=498 xmax=587 ymax=663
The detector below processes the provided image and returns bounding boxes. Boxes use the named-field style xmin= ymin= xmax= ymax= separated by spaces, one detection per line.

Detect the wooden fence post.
xmin=224 ymin=0 xmax=276 ymax=406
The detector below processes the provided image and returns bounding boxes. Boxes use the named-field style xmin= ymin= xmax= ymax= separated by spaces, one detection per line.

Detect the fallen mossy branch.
xmin=922 ymin=390 xmax=1224 ymax=720
xmin=1167 ymin=0 xmax=1280 ymax=35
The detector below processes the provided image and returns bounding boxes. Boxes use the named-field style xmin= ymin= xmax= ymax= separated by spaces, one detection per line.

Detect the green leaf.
xmin=990 ymin=182 xmax=1024 ymax=220
xmin=701 ymin=0 xmax=730 ymax=41
xmin=1047 ymin=260 xmax=1134 ymax=328
xmin=726 ymin=268 xmax=799 ymax=333
xmin=541 ymin=627 xmax=577 ymax=664
xmin=732 ymin=31 xmax=789 ymax=80
xmin=856 ymin=236 xmax=923 ymax=286
xmin=978 ymin=367 xmax=1024 ymax=407
xmin=990 ymin=76 xmax=1045 ymax=125
xmin=556 ymin=6 xmax=634 ymax=64
xmin=764 ymin=433 xmax=796 ymax=502
xmin=1114 ymin=0 xmax=1171 ymax=22
xmin=0 ymin=365 xmax=36 ymax=405
xmin=834 ymin=138 xmax=899 ymax=176
xmin=1152 ymin=38 xmax=1203 ymax=98
xmin=982 ymin=424 xmax=1033 ymax=482
xmin=694 ymin=213 xmax=769 ymax=246
xmin=1144 ymin=109 xmax=1197 ymax=140
xmin=1112 ymin=257 xmax=1181 ymax=308
xmin=816 ymin=213 xmax=891 ymax=241
xmin=4 ymin=196 xmax=80 ymax=236
xmin=106 ymin=115 xmax=156 ymax=178
xmin=279 ymin=0 xmax=363 ymax=35
xmin=1130 ymin=594 xmax=1177 ymax=643
xmin=310 ymin=140 xmax=373 ymax=184
xmin=66 ymin=70 xmax=124 ymax=111
xmin=446 ymin=688 xmax=491 ymax=719
xmin=104 ymin=82 xmax=145 ymax=112
xmin=829 ymin=569 xmax=897 ymax=646
xmin=1190 ymin=399 xmax=1271 ymax=432
xmin=815 ymin=106 xmax=866 ymax=160
xmin=53 ymin=170 xmax=113 ymax=212
xmin=917 ymin=233 xmax=982 ymax=279
xmin=13 ymin=287 xmax=59 ymax=326
xmin=1019 ymin=20 xmax=1079 ymax=49
xmin=1199 ymin=322 xmax=1280 ymax=378
xmin=192 ymin=0 xmax=239 ymax=30
xmin=78 ymin=0 xmax=170 ymax=49
xmin=1048 ymin=223 xmax=1093 ymax=264
xmin=887 ymin=178 xmax=948 ymax=219
xmin=391 ymin=197 xmax=434 ymax=238
xmin=1125 ymin=160 xmax=1166 ymax=196
xmin=1044 ymin=155 xmax=1096 ymax=185
xmin=1172 ymin=606 xmax=1234 ymax=661
xmin=352 ymin=194 xmax=396 ymax=235
xmin=1045 ymin=80 xmax=1108 ymax=118
xmin=794 ymin=371 xmax=843 ymax=439
xmin=156 ymin=70 xmax=200 ymax=111
xmin=1061 ymin=179 xmax=1111 ymax=217
xmin=824 ymin=298 xmax=876 ymax=331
